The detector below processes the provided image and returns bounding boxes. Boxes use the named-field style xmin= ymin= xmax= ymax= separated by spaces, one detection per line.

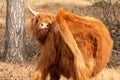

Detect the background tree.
xmin=3 ymin=0 xmax=25 ymax=63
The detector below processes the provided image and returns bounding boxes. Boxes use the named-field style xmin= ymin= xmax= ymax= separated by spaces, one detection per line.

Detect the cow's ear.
xmin=31 ymin=17 xmax=38 ymax=26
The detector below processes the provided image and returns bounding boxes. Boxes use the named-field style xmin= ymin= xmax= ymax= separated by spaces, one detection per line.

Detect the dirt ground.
xmin=0 ymin=0 xmax=120 ymax=80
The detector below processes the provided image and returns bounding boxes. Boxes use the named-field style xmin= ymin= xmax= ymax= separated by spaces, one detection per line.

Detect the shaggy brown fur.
xmin=30 ymin=8 xmax=113 ymax=80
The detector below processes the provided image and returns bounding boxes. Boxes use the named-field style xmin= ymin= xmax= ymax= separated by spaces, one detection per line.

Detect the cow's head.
xmin=28 ymin=5 xmax=56 ymax=43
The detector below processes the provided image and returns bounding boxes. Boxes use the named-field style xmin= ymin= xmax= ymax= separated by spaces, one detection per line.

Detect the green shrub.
xmin=93 ymin=1 xmax=105 ymax=7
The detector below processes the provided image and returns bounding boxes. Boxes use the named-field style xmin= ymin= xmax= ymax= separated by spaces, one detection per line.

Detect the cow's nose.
xmin=40 ymin=22 xmax=48 ymax=29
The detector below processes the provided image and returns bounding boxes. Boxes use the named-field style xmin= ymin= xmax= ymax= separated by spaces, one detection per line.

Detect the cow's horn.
xmin=27 ymin=4 xmax=39 ymax=16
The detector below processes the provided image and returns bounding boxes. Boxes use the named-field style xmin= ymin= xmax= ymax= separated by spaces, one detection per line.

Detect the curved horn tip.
xmin=27 ymin=4 xmax=39 ymax=16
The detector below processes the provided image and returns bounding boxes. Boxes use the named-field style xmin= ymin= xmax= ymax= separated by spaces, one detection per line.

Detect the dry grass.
xmin=92 ymin=68 xmax=120 ymax=80
xmin=0 ymin=62 xmax=120 ymax=80
xmin=26 ymin=0 xmax=92 ymax=6
xmin=0 ymin=62 xmax=35 ymax=80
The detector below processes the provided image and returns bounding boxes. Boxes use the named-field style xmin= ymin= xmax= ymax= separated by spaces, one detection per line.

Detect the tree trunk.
xmin=3 ymin=0 xmax=25 ymax=63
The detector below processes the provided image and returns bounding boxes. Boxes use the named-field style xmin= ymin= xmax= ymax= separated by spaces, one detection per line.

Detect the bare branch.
xmin=112 ymin=49 xmax=120 ymax=54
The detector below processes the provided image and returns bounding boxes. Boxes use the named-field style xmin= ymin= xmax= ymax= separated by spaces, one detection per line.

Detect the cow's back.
xmin=68 ymin=15 xmax=113 ymax=76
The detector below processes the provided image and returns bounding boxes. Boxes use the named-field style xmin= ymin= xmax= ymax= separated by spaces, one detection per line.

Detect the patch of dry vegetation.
xmin=92 ymin=68 xmax=120 ymax=80
xmin=0 ymin=62 xmax=120 ymax=80
xmin=0 ymin=62 xmax=35 ymax=80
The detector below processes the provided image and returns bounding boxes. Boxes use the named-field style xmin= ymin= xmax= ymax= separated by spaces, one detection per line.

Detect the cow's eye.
xmin=40 ymin=22 xmax=48 ymax=29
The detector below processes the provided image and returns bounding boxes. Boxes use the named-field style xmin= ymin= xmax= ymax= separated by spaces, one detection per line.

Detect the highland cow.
xmin=29 ymin=7 xmax=113 ymax=80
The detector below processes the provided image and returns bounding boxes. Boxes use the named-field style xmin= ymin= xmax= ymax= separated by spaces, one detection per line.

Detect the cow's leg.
xmin=68 ymin=77 xmax=74 ymax=80
xmin=59 ymin=63 xmax=76 ymax=80
xmin=68 ymin=69 xmax=76 ymax=80
xmin=32 ymin=55 xmax=54 ymax=80
xmin=33 ymin=67 xmax=49 ymax=80
xmin=32 ymin=70 xmax=42 ymax=80
xmin=49 ymin=67 xmax=60 ymax=80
